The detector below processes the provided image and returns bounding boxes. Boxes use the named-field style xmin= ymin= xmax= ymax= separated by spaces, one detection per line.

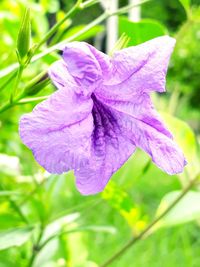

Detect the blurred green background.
xmin=0 ymin=0 xmax=200 ymax=266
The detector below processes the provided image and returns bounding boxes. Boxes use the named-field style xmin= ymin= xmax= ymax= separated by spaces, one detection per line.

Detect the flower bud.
xmin=17 ymin=8 xmax=31 ymax=62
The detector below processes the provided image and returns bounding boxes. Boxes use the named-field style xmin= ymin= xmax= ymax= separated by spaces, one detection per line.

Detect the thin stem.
xmin=9 ymin=198 xmax=29 ymax=225
xmin=32 ymin=12 xmax=108 ymax=61
xmin=0 ymin=72 xmax=49 ymax=113
xmin=35 ymin=0 xmax=83 ymax=51
xmin=0 ymin=70 xmax=17 ymax=93
xmin=81 ymin=0 xmax=99 ymax=8
xmin=0 ymin=0 xmax=152 ymax=81
xmin=1 ymin=185 xmax=29 ymax=225
xmin=39 ymin=224 xmax=112 ymax=252
xmin=27 ymin=225 xmax=44 ymax=267
xmin=111 ymin=0 xmax=151 ymax=16
xmin=10 ymin=65 xmax=24 ymax=103
xmin=100 ymin=175 xmax=199 ymax=267
xmin=0 ymin=0 xmax=152 ymax=114
xmin=5 ymin=0 xmax=84 ymax=106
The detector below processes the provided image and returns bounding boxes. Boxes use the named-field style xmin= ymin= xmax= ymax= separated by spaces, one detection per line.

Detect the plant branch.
xmin=0 ymin=0 xmax=152 ymax=113
xmin=27 ymin=225 xmax=44 ymax=267
xmin=35 ymin=0 xmax=83 ymax=51
xmin=0 ymin=0 xmax=151 ymax=81
xmin=0 ymin=70 xmax=17 ymax=93
xmin=0 ymin=72 xmax=49 ymax=113
xmin=81 ymin=0 xmax=99 ymax=9
xmin=111 ymin=0 xmax=151 ymax=16
xmin=100 ymin=175 xmax=199 ymax=267
xmin=9 ymin=198 xmax=29 ymax=225
xmin=10 ymin=65 xmax=24 ymax=102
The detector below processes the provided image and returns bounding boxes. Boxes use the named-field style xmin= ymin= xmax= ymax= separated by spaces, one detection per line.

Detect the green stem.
xmin=0 ymin=70 xmax=17 ymax=93
xmin=0 ymin=72 xmax=49 ymax=113
xmin=0 ymin=0 xmax=151 ymax=81
xmin=34 ymin=0 xmax=83 ymax=52
xmin=111 ymin=0 xmax=151 ymax=16
xmin=27 ymin=225 xmax=44 ymax=267
xmin=0 ymin=0 xmax=152 ymax=114
xmin=100 ymin=175 xmax=199 ymax=267
xmin=10 ymin=65 xmax=24 ymax=103
xmin=3 ymin=0 xmax=88 ymax=106
xmin=9 ymin=198 xmax=29 ymax=225
xmin=81 ymin=0 xmax=99 ymax=8
xmin=39 ymin=224 xmax=111 ymax=252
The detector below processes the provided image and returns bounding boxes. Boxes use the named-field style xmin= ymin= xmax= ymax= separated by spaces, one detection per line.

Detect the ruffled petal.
xmin=62 ymin=42 xmax=111 ymax=89
xmin=129 ymin=119 xmax=186 ymax=174
xmin=74 ymin=97 xmax=136 ymax=195
xmin=96 ymin=36 xmax=176 ymax=101
xmin=48 ymin=60 xmax=76 ymax=90
xmin=96 ymin=93 xmax=186 ymax=175
xmin=19 ymin=86 xmax=94 ymax=173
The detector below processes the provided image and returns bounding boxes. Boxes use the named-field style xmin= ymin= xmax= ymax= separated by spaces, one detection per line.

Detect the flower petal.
xmin=62 ymin=42 xmax=111 ymax=88
xmin=96 ymin=93 xmax=186 ymax=175
xmin=75 ymin=136 xmax=135 ymax=195
xmin=74 ymin=97 xmax=136 ymax=195
xmin=48 ymin=60 xmax=75 ymax=90
xmin=19 ymin=86 xmax=94 ymax=173
xmin=96 ymin=36 xmax=176 ymax=101
xmin=130 ymin=119 xmax=187 ymax=174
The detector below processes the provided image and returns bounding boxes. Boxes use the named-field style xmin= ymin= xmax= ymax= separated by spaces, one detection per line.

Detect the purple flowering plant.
xmin=2 ymin=0 xmax=200 ymax=266
xmin=19 ymin=36 xmax=186 ymax=195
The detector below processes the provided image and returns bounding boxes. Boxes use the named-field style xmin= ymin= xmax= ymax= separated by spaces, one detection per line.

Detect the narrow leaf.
xmin=155 ymin=191 xmax=200 ymax=229
xmin=0 ymin=227 xmax=33 ymax=251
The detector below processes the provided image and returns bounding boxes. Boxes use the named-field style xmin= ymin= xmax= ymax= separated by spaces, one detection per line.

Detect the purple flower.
xmin=19 ymin=36 xmax=186 ymax=195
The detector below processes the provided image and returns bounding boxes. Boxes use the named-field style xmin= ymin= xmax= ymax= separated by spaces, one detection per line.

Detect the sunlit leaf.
xmin=119 ymin=17 xmax=167 ymax=46
xmin=42 ymin=213 xmax=80 ymax=243
xmin=0 ymin=226 xmax=33 ymax=250
xmin=155 ymin=191 xmax=200 ymax=229
xmin=109 ymin=33 xmax=130 ymax=55
xmin=179 ymin=0 xmax=190 ymax=13
xmin=0 ymin=153 xmax=20 ymax=176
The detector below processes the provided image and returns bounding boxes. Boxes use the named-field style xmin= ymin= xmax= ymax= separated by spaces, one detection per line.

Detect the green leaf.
xmin=155 ymin=191 xmax=200 ymax=229
xmin=119 ymin=17 xmax=167 ymax=46
xmin=0 ymin=227 xmax=33 ymax=250
xmin=179 ymin=0 xmax=190 ymax=13
xmin=109 ymin=33 xmax=130 ymax=55
xmin=0 ymin=15 xmax=106 ymax=79
xmin=18 ymin=95 xmax=49 ymax=104
xmin=17 ymin=8 xmax=31 ymax=61
xmin=42 ymin=213 xmax=80 ymax=243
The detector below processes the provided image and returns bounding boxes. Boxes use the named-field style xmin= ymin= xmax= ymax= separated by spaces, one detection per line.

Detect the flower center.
xmin=91 ymin=94 xmax=119 ymax=155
